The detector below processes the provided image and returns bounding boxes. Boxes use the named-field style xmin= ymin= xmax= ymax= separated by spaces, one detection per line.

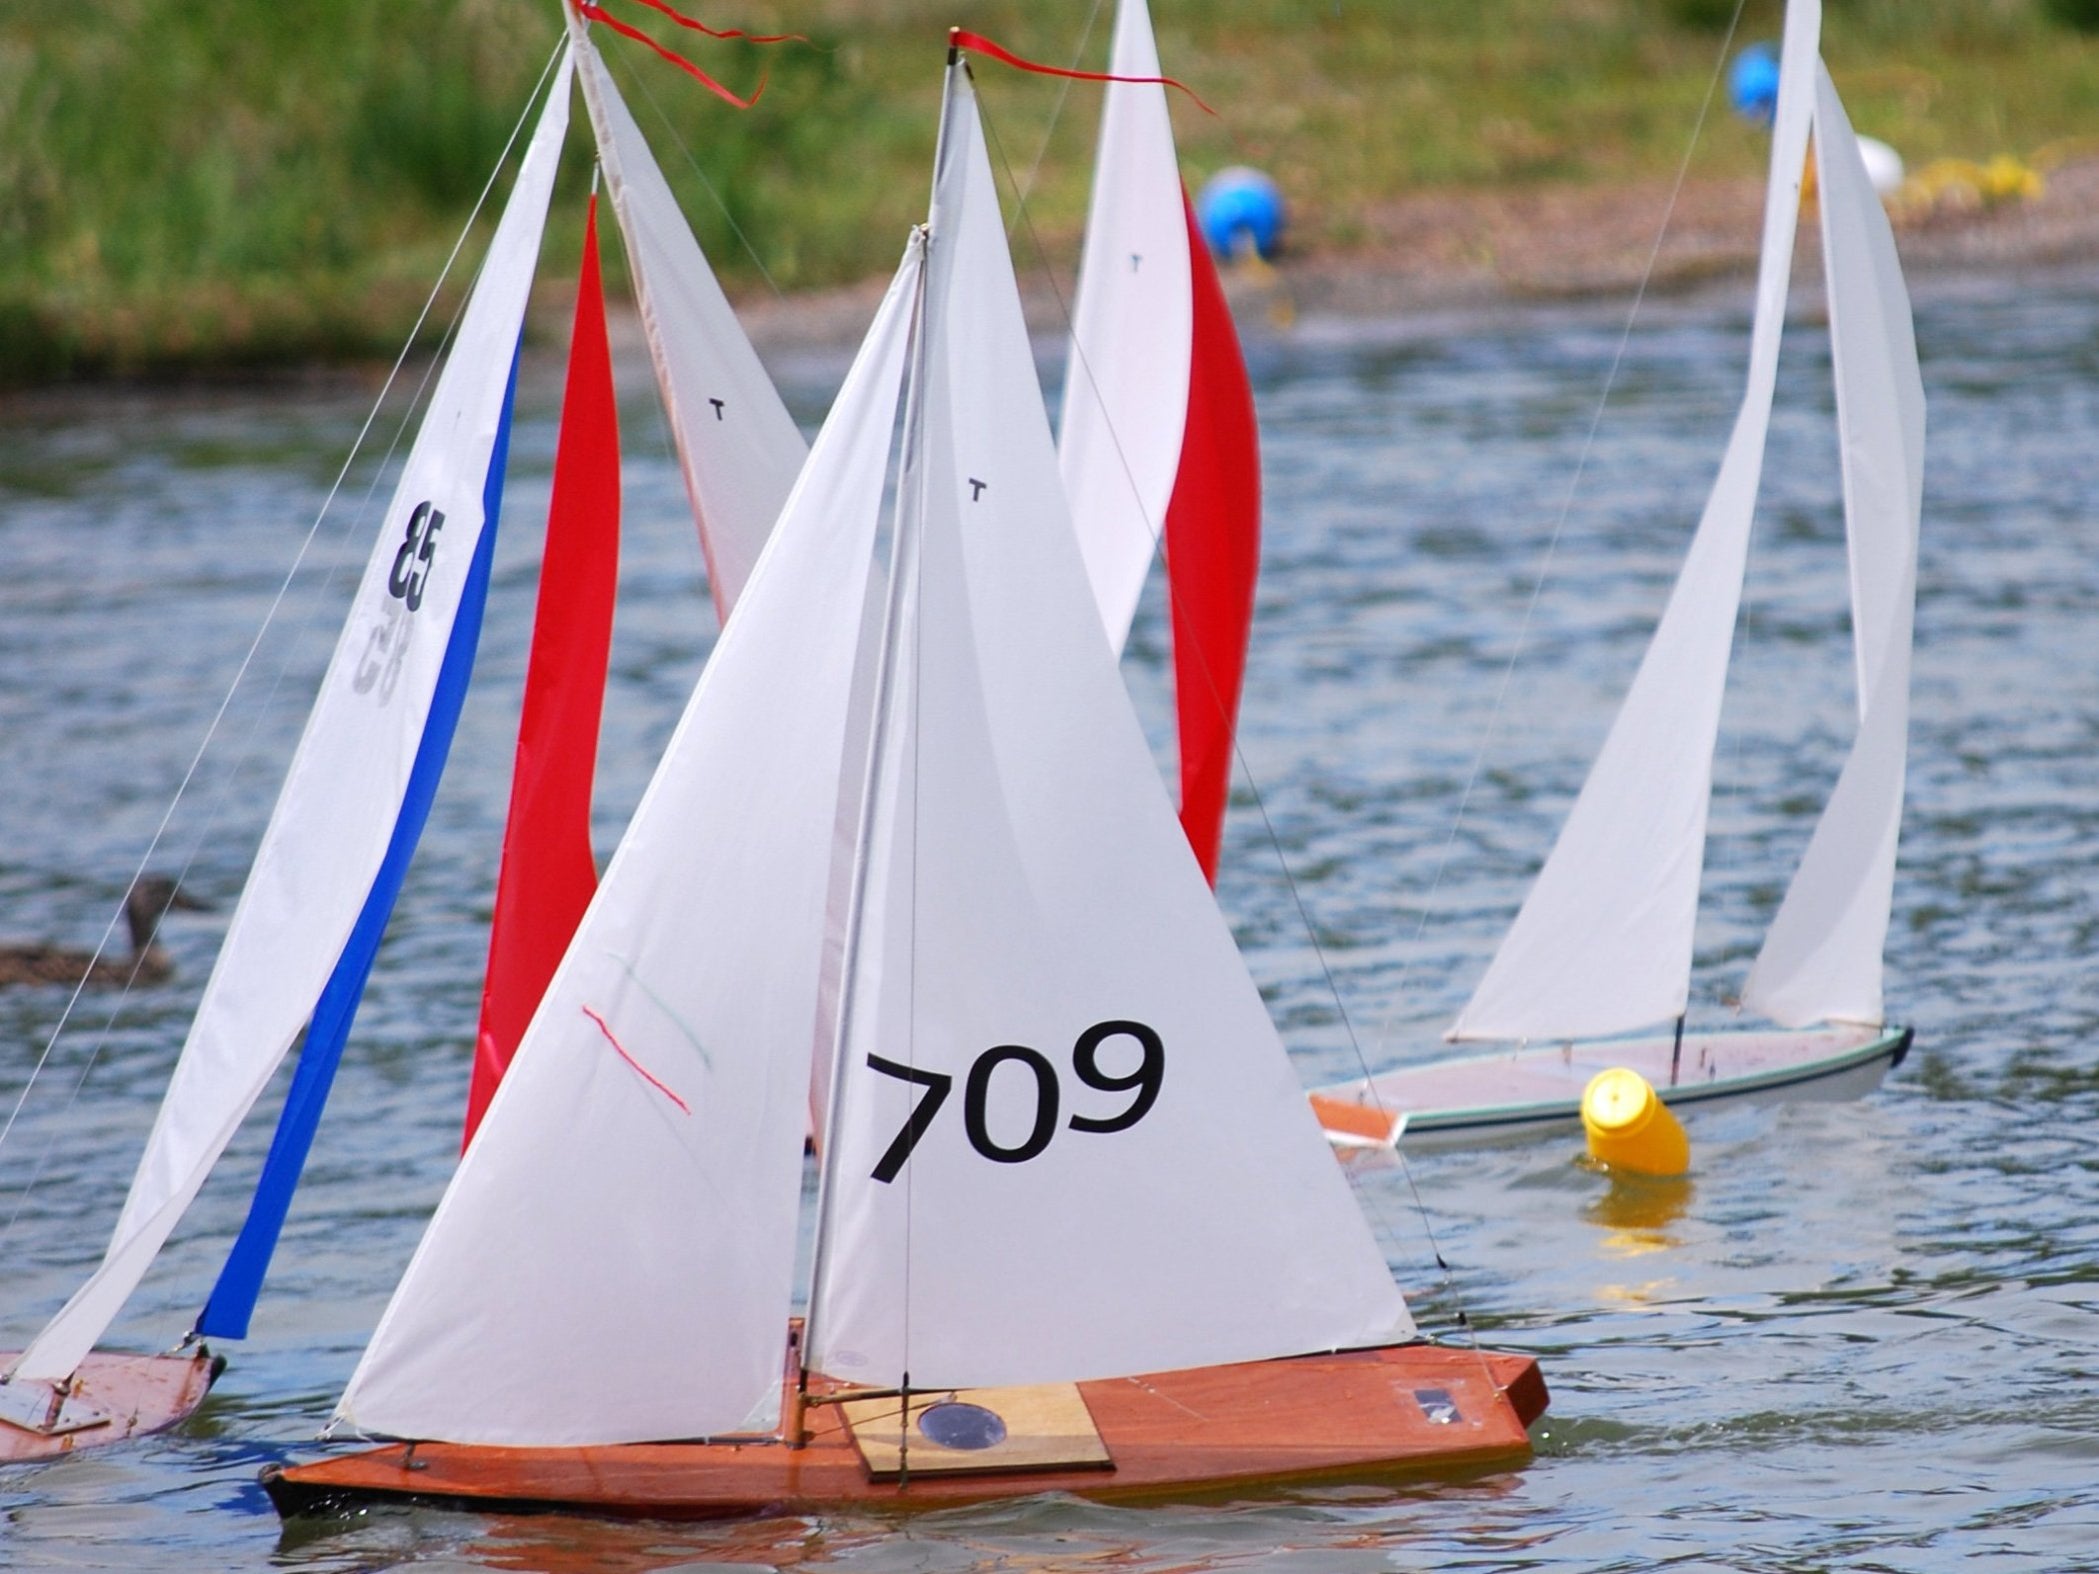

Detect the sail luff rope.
xmin=0 ymin=40 xmax=569 ymax=1203
xmin=1368 ymin=0 xmax=1751 ymax=1058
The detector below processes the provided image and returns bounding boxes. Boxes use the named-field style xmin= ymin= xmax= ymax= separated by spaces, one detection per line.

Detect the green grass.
xmin=4 ymin=0 xmax=2095 ymax=382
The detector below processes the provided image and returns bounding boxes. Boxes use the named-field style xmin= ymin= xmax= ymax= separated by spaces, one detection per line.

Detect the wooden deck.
xmin=266 ymin=1343 xmax=1546 ymax=1521
xmin=0 ymin=1349 xmax=221 ymax=1462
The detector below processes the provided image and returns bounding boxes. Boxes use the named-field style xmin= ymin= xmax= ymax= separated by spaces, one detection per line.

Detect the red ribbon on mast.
xmin=617 ymin=0 xmax=806 ymax=46
xmin=947 ymin=27 xmax=1216 ymax=116
xmin=575 ymin=0 xmax=779 ymax=109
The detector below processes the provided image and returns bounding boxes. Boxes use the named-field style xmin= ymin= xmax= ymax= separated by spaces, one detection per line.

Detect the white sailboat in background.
xmin=265 ymin=41 xmax=1545 ymax=1516
xmin=1316 ymin=0 xmax=1921 ymax=1150
xmin=0 ymin=8 xmax=816 ymax=1457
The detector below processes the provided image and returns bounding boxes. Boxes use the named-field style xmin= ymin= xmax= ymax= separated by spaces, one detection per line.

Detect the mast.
xmin=797 ymin=47 xmax=961 ymax=1441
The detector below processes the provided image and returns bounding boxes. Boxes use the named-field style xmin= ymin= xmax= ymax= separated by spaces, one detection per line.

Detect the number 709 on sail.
xmin=865 ymin=1019 xmax=1164 ymax=1181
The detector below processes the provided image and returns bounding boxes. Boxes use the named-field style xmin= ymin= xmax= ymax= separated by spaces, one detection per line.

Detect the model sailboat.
xmin=0 ymin=11 xmax=812 ymax=1457
xmin=1060 ymin=0 xmax=1261 ymax=884
xmin=264 ymin=44 xmax=1546 ymax=1517
xmin=1315 ymin=0 xmax=1921 ymax=1150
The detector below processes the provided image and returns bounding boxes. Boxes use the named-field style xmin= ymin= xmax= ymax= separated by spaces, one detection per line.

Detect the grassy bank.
xmin=6 ymin=0 xmax=2096 ymax=382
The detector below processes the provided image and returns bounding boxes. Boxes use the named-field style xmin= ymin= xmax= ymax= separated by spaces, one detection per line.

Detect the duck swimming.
xmin=0 ymin=876 xmax=210 ymax=989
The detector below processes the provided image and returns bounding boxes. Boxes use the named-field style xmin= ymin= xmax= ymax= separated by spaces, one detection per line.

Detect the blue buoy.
xmin=1196 ymin=167 xmax=1286 ymax=261
xmin=1728 ymin=42 xmax=1780 ymax=126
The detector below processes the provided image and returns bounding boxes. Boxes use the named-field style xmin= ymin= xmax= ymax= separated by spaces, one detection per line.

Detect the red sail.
xmin=1164 ymin=190 xmax=1261 ymax=885
xmin=464 ymin=196 xmax=621 ymax=1147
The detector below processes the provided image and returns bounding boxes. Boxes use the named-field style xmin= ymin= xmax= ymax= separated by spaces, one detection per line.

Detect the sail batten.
xmin=7 ymin=53 xmax=574 ymax=1383
xmin=1448 ymin=0 xmax=1823 ymax=1046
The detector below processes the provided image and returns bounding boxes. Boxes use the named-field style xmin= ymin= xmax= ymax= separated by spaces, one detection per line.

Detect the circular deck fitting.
xmin=917 ymin=1401 xmax=1008 ymax=1451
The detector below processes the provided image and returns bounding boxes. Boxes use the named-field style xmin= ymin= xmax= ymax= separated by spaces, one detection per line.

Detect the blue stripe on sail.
xmin=197 ymin=349 xmax=522 ymax=1341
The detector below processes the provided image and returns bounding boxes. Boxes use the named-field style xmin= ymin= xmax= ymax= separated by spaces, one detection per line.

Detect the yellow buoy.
xmin=1582 ymin=1067 xmax=1690 ymax=1177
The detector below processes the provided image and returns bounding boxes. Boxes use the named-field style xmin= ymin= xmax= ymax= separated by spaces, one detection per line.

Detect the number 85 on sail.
xmin=865 ymin=1019 xmax=1163 ymax=1182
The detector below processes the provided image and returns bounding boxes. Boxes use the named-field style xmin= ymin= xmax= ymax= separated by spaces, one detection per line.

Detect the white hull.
xmin=1312 ymin=1023 xmax=1912 ymax=1151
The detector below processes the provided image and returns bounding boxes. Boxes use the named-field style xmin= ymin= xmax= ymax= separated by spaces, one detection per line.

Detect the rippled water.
xmin=2 ymin=269 xmax=2096 ymax=1571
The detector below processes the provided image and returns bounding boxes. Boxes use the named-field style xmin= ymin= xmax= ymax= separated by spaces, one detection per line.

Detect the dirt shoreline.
xmin=8 ymin=161 xmax=2090 ymax=405
xmin=728 ymin=157 xmax=2099 ymax=358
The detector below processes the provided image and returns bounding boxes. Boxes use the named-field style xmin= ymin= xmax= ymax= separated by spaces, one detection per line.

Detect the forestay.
xmin=569 ymin=13 xmax=806 ymax=619
xmin=1741 ymin=64 xmax=1923 ymax=1027
xmin=335 ymin=240 xmax=924 ymax=1447
xmin=805 ymin=64 xmax=1408 ymax=1394
xmin=7 ymin=52 xmax=575 ymax=1385
xmin=1449 ymin=0 xmax=1824 ymax=1045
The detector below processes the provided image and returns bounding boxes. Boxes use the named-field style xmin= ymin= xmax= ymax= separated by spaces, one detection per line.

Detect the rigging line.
xmin=0 ymin=301 xmax=468 ymax=1254
xmin=0 ymin=38 xmax=569 ymax=1179
xmin=1 ymin=227 xmax=512 ymax=1313
xmin=1368 ymin=0 xmax=1750 ymax=1057
xmin=1003 ymin=0 xmax=1106 ymax=237
xmin=618 ymin=44 xmax=787 ymax=302
xmin=974 ymin=92 xmax=1464 ymax=1316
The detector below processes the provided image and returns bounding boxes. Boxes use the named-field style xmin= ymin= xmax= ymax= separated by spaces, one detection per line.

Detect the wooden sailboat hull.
xmin=1312 ymin=1023 xmax=1913 ymax=1150
xmin=0 ymin=1349 xmax=222 ymax=1462
xmin=265 ymin=1342 xmax=1545 ymax=1521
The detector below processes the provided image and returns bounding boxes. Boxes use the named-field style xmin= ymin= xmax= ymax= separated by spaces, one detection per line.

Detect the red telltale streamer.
xmin=619 ymin=0 xmax=806 ymax=46
xmin=575 ymin=1 xmax=767 ymax=109
xmin=947 ymin=27 xmax=1215 ymax=116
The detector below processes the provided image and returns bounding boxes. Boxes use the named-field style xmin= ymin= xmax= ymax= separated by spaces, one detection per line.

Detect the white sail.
xmin=1740 ymin=63 xmax=1923 ymax=1027
xmin=569 ymin=13 xmax=806 ymax=620
xmin=337 ymin=240 xmax=923 ymax=1447
xmin=805 ymin=66 xmax=1409 ymax=1394
xmin=6 ymin=55 xmax=574 ymax=1386
xmin=1058 ymin=0 xmax=1192 ymax=653
xmin=1449 ymin=0 xmax=1823 ymax=1044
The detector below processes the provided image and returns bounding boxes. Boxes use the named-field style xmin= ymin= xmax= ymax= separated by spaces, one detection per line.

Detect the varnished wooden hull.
xmin=266 ymin=1342 xmax=1546 ymax=1521
xmin=0 ymin=1349 xmax=222 ymax=1461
